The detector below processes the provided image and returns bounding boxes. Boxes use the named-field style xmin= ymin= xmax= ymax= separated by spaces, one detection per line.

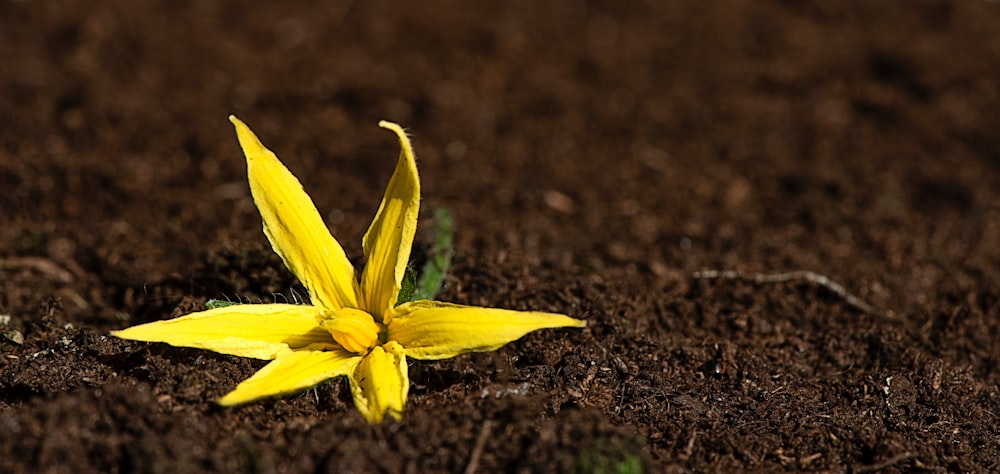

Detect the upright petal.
xmin=388 ymin=300 xmax=586 ymax=360
xmin=230 ymin=116 xmax=358 ymax=311
xmin=218 ymin=349 xmax=360 ymax=406
xmin=111 ymin=304 xmax=335 ymax=360
xmin=359 ymin=121 xmax=420 ymax=322
xmin=348 ymin=341 xmax=408 ymax=423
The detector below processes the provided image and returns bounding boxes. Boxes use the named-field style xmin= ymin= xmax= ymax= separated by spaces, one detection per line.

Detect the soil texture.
xmin=1 ymin=0 xmax=999 ymax=472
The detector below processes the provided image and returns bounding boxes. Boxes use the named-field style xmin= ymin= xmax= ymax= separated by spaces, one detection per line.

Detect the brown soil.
xmin=2 ymin=0 xmax=999 ymax=472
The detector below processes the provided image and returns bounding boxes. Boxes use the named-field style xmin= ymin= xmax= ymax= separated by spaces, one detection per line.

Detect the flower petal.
xmin=321 ymin=308 xmax=380 ymax=354
xmin=218 ymin=349 xmax=360 ymax=406
xmin=111 ymin=304 xmax=335 ymax=360
xmin=349 ymin=341 xmax=408 ymax=423
xmin=230 ymin=116 xmax=359 ymax=311
xmin=359 ymin=121 xmax=420 ymax=322
xmin=388 ymin=300 xmax=587 ymax=360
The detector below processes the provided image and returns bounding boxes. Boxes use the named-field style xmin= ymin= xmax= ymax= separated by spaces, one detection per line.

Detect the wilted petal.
xmin=218 ymin=349 xmax=360 ymax=406
xmin=360 ymin=122 xmax=420 ymax=322
xmin=112 ymin=304 xmax=335 ymax=360
xmin=349 ymin=341 xmax=408 ymax=423
xmin=388 ymin=300 xmax=586 ymax=360
xmin=230 ymin=116 xmax=359 ymax=311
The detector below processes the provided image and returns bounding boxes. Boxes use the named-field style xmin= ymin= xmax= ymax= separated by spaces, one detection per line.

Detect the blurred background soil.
xmin=1 ymin=0 xmax=998 ymax=472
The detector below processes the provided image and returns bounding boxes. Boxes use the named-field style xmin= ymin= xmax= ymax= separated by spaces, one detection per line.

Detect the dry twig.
xmin=464 ymin=419 xmax=494 ymax=474
xmin=0 ymin=257 xmax=74 ymax=283
xmin=691 ymin=269 xmax=881 ymax=316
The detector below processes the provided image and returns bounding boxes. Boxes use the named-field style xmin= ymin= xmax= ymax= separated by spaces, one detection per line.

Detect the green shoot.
xmin=414 ymin=207 xmax=454 ymax=300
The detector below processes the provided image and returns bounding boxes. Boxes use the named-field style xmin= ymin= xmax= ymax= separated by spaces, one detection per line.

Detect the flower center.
xmin=321 ymin=308 xmax=382 ymax=354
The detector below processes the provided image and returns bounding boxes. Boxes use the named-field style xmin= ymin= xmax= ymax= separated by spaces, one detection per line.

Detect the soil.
xmin=1 ymin=0 xmax=999 ymax=472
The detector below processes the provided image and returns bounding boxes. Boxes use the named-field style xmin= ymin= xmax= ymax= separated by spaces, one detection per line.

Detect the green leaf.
xmin=395 ymin=265 xmax=417 ymax=306
xmin=414 ymin=207 xmax=454 ymax=300
xmin=205 ymin=299 xmax=240 ymax=310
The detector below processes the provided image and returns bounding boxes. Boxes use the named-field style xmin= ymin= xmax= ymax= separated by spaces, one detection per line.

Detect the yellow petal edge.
xmin=388 ymin=300 xmax=587 ymax=360
xmin=110 ymin=304 xmax=335 ymax=360
xmin=218 ymin=349 xmax=360 ymax=405
xmin=360 ymin=121 xmax=420 ymax=322
xmin=229 ymin=115 xmax=359 ymax=311
xmin=350 ymin=341 xmax=408 ymax=423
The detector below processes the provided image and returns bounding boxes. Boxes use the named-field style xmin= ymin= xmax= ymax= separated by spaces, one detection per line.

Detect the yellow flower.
xmin=112 ymin=116 xmax=586 ymax=423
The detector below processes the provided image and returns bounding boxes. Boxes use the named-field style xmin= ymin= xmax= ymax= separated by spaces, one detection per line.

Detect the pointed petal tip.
xmin=216 ymin=391 xmax=257 ymax=407
xmin=378 ymin=120 xmax=404 ymax=134
xmin=532 ymin=312 xmax=587 ymax=330
xmin=229 ymin=115 xmax=250 ymax=135
xmin=109 ymin=326 xmax=141 ymax=340
xmin=378 ymin=121 xmax=412 ymax=146
xmin=527 ymin=312 xmax=587 ymax=329
xmin=229 ymin=116 xmax=265 ymax=158
xmin=109 ymin=327 xmax=144 ymax=339
xmin=215 ymin=394 xmax=241 ymax=406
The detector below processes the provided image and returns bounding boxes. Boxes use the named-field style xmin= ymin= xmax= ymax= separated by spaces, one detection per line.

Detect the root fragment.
xmin=691 ymin=269 xmax=881 ymax=316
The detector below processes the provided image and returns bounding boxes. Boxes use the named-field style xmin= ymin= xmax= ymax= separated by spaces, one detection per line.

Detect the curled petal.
xmin=388 ymin=300 xmax=586 ymax=360
xmin=112 ymin=304 xmax=336 ymax=360
xmin=230 ymin=116 xmax=359 ymax=311
xmin=321 ymin=308 xmax=380 ymax=354
xmin=349 ymin=341 xmax=408 ymax=423
xmin=218 ymin=349 xmax=360 ymax=406
xmin=360 ymin=122 xmax=420 ymax=322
